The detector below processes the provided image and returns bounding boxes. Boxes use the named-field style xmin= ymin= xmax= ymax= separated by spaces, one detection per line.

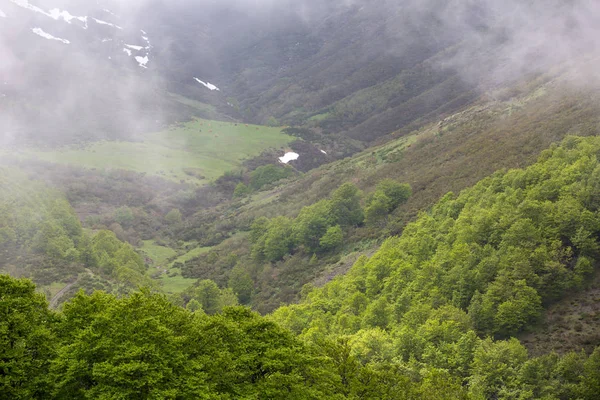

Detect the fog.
xmin=0 ymin=0 xmax=169 ymax=146
xmin=2 ymin=0 xmax=600 ymax=148
xmin=435 ymin=0 xmax=600 ymax=88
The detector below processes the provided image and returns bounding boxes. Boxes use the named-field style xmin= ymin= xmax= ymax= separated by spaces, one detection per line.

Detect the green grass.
xmin=170 ymin=246 xmax=211 ymax=266
xmin=167 ymin=93 xmax=218 ymax=116
xmin=139 ymin=241 xmax=212 ymax=293
xmin=40 ymin=281 xmax=69 ymax=300
xmin=13 ymin=118 xmax=293 ymax=184
xmin=140 ymin=240 xmax=178 ymax=267
xmin=159 ymin=274 xmax=197 ymax=294
xmin=159 ymin=246 xmax=212 ymax=293
xmin=309 ymin=112 xmax=331 ymax=121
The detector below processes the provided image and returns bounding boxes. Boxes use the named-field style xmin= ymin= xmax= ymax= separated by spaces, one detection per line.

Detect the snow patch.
xmin=123 ymin=48 xmax=132 ymax=56
xmin=0 ymin=9 xmax=6 ymax=18
xmin=32 ymin=27 xmax=70 ymax=44
xmin=92 ymin=18 xmax=122 ymax=30
xmin=141 ymin=34 xmax=151 ymax=50
xmin=125 ymin=44 xmax=144 ymax=51
xmin=10 ymin=0 xmax=48 ymax=16
xmin=193 ymin=78 xmax=220 ymax=91
xmin=10 ymin=1 xmax=88 ymax=28
xmin=135 ymin=56 xmax=149 ymax=68
xmin=320 ymin=150 xmax=327 ymax=155
xmin=279 ymin=152 xmax=299 ymax=164
xmin=48 ymin=8 xmax=87 ymax=26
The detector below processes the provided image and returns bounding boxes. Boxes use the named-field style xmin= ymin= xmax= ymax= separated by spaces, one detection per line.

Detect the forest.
xmin=3 ymin=136 xmax=600 ymax=399
xmin=5 ymin=0 xmax=600 ymax=398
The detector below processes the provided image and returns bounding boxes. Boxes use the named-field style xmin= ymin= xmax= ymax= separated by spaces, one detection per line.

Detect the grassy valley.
xmin=8 ymin=118 xmax=293 ymax=185
xmin=140 ymin=240 xmax=209 ymax=293
xmin=0 ymin=107 xmax=298 ymax=296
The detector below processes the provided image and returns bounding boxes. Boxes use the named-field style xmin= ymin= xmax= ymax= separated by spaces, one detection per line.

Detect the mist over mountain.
xmin=2 ymin=0 xmax=600 ymax=147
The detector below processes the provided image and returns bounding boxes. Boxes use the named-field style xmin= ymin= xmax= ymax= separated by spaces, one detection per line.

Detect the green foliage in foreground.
xmin=2 ymin=274 xmax=600 ymax=399
xmin=1 ymin=275 xmax=340 ymax=399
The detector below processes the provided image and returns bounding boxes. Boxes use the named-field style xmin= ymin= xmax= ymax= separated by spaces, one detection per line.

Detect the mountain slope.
xmin=4 ymin=0 xmax=600 ymax=155
xmin=0 ymin=166 xmax=161 ymax=299
xmin=273 ymin=135 xmax=600 ymax=346
xmin=0 ymin=0 xmax=228 ymax=145
xmin=5 ymin=135 xmax=600 ymax=396
xmin=175 ymin=68 xmax=600 ymax=313
xmin=4 ymin=0 xmax=600 ymax=318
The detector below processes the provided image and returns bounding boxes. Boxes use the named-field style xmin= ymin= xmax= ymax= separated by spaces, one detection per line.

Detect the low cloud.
xmin=2 ymin=0 xmax=600 ymax=148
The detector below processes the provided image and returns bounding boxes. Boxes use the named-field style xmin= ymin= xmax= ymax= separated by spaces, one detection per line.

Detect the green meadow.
xmin=140 ymin=240 xmax=211 ymax=294
xmin=16 ymin=118 xmax=293 ymax=184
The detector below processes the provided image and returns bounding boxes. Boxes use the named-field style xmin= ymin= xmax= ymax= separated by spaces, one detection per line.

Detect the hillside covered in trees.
xmin=4 ymin=137 xmax=600 ymax=398
xmin=0 ymin=168 xmax=159 ymax=301
xmin=4 ymin=1 xmax=600 ymax=398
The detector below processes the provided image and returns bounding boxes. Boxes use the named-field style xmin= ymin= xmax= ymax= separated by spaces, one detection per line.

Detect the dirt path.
xmin=49 ymin=279 xmax=78 ymax=309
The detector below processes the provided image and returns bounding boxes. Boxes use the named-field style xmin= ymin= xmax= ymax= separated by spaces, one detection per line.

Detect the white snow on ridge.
xmin=10 ymin=0 xmax=47 ymax=16
xmin=193 ymin=78 xmax=220 ymax=91
xmin=141 ymin=34 xmax=151 ymax=50
xmin=121 ymin=39 xmax=152 ymax=68
xmin=279 ymin=152 xmax=299 ymax=164
xmin=11 ymin=1 xmax=151 ymax=69
xmin=125 ymin=44 xmax=144 ymax=51
xmin=92 ymin=18 xmax=122 ymax=30
xmin=122 ymin=50 xmax=150 ymax=68
xmin=0 ymin=9 xmax=6 ymax=18
xmin=48 ymin=8 xmax=87 ymax=26
xmin=32 ymin=27 xmax=70 ymax=44
xmin=10 ymin=1 xmax=88 ymax=28
xmin=320 ymin=150 xmax=327 ymax=155
xmin=135 ymin=56 xmax=149 ymax=68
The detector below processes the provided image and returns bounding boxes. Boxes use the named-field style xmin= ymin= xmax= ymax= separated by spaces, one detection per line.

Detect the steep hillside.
xmin=7 ymin=0 xmax=597 ymax=152
xmin=0 ymin=167 xmax=163 ymax=302
xmin=4 ymin=136 xmax=600 ymax=398
xmin=174 ymin=68 xmax=600 ymax=313
xmin=138 ymin=0 xmax=600 ymax=146
xmin=273 ymin=135 xmax=600 ymax=347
